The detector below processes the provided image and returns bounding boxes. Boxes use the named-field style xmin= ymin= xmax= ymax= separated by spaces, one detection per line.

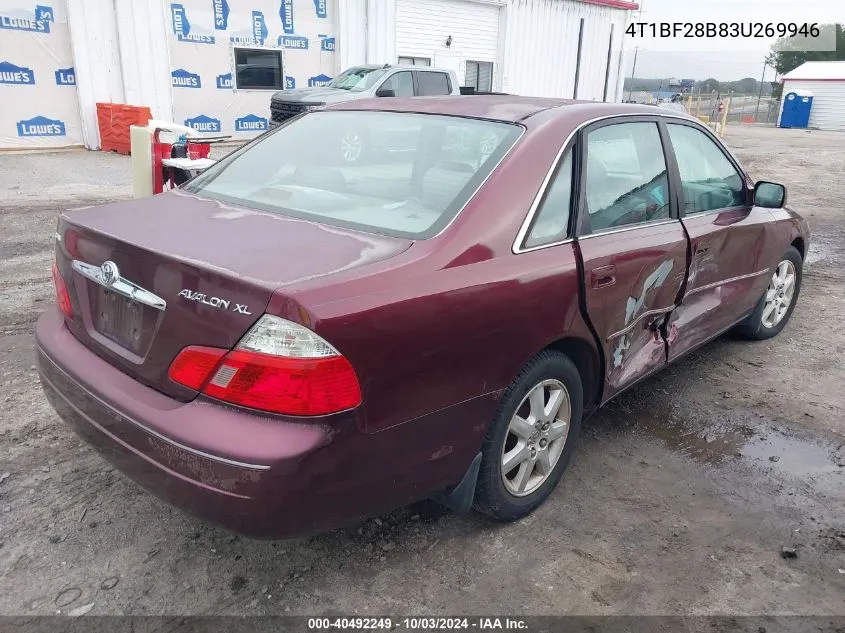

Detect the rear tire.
xmin=735 ymin=246 xmax=802 ymax=340
xmin=474 ymin=351 xmax=583 ymax=521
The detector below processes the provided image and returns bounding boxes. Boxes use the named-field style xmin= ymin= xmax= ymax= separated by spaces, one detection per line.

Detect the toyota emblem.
xmin=100 ymin=261 xmax=119 ymax=287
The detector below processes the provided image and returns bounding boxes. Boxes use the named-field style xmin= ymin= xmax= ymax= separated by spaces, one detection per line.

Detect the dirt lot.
xmin=0 ymin=125 xmax=843 ymax=616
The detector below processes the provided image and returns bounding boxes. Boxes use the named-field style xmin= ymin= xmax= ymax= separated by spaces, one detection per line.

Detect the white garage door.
xmin=396 ymin=0 xmax=501 ymax=90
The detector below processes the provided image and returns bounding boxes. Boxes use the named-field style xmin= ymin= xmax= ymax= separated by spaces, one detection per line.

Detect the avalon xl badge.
xmin=177 ymin=289 xmax=252 ymax=315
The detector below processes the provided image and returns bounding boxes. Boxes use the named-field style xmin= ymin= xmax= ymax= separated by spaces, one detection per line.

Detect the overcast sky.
xmin=623 ymin=0 xmax=844 ymax=81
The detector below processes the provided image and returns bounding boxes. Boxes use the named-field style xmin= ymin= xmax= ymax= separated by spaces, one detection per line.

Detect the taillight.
xmin=168 ymin=315 xmax=362 ymax=416
xmin=168 ymin=346 xmax=228 ymax=390
xmin=51 ymin=261 xmax=73 ymax=318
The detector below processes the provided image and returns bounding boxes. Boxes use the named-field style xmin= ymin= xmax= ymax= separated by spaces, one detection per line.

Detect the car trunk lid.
xmin=55 ymin=191 xmax=412 ymax=400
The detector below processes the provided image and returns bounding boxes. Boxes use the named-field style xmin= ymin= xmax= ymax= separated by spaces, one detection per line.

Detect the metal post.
xmin=573 ymin=18 xmax=585 ymax=99
xmin=627 ymin=46 xmax=639 ymax=101
xmin=754 ymin=61 xmax=767 ymax=122
xmin=603 ymin=25 xmax=615 ymax=102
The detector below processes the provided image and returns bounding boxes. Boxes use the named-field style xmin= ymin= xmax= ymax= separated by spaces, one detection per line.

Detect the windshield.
xmin=328 ymin=67 xmax=388 ymax=92
xmin=184 ymin=111 xmax=522 ymax=239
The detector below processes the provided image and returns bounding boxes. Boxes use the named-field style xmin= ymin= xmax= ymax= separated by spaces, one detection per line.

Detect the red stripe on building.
xmin=577 ymin=0 xmax=640 ymax=9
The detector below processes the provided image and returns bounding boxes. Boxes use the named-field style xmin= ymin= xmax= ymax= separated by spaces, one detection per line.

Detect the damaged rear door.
xmin=574 ymin=118 xmax=688 ymax=401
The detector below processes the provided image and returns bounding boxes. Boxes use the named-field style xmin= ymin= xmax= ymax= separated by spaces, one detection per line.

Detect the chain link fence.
xmin=682 ymin=92 xmax=780 ymax=127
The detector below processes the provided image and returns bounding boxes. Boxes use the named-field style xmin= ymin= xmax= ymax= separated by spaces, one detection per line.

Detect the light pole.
xmin=754 ymin=60 xmax=768 ymax=122
xmin=625 ymin=0 xmax=645 ymax=102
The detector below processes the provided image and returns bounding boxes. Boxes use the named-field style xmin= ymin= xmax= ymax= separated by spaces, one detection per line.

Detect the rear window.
xmin=184 ymin=111 xmax=521 ymax=239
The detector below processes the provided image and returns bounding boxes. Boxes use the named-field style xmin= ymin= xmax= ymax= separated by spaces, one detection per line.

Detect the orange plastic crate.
xmin=96 ymin=103 xmax=152 ymax=155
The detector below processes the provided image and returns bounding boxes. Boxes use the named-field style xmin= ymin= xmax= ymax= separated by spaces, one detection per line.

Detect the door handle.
xmin=591 ymin=265 xmax=616 ymax=289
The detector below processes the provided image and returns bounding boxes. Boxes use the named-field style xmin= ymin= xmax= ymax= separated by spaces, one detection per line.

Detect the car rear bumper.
xmin=36 ymin=308 xmax=490 ymax=537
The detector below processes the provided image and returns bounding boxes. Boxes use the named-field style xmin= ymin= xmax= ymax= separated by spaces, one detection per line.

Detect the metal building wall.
xmin=501 ymin=0 xmax=628 ymax=101
xmin=780 ymin=80 xmax=845 ymax=131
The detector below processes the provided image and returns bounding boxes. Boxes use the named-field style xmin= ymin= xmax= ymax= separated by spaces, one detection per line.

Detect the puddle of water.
xmin=614 ymin=401 xmax=843 ymax=476
xmin=741 ymin=434 xmax=841 ymax=476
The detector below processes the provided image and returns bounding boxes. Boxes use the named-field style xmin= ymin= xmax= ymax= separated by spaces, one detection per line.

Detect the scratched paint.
xmin=613 ymin=260 xmax=674 ymax=368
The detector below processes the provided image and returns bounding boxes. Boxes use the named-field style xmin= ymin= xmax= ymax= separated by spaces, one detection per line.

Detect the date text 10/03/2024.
xmin=307 ymin=618 xmax=529 ymax=630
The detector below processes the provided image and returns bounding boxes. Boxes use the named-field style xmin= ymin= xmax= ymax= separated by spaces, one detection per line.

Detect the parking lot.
xmin=0 ymin=124 xmax=843 ymax=616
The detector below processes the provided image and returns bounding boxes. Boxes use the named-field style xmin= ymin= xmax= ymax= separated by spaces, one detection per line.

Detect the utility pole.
xmin=754 ymin=60 xmax=767 ymax=122
xmin=626 ymin=0 xmax=645 ymax=102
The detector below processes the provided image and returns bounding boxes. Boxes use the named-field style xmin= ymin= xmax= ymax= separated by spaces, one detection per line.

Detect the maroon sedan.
xmin=37 ymin=97 xmax=809 ymax=537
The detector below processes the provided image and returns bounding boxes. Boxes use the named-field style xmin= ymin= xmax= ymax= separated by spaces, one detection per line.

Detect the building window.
xmin=465 ymin=61 xmax=493 ymax=92
xmin=234 ymin=47 xmax=283 ymax=90
xmin=398 ymin=56 xmax=431 ymax=66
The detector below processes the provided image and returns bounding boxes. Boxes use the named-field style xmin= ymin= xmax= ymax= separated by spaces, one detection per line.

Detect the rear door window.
xmin=416 ymin=71 xmax=452 ymax=96
xmin=584 ymin=122 xmax=670 ymax=232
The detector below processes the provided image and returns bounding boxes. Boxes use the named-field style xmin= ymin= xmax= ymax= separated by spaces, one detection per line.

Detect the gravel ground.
xmin=0 ymin=126 xmax=843 ymax=616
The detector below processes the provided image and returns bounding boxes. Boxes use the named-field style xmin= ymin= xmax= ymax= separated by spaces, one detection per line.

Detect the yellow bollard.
xmin=720 ymin=92 xmax=732 ymax=137
xmin=695 ymin=95 xmax=701 ymax=117
xmin=686 ymin=93 xmax=693 ymax=114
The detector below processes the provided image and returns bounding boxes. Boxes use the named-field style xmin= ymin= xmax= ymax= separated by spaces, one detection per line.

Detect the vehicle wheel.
xmin=735 ymin=246 xmax=802 ymax=340
xmin=474 ymin=351 xmax=583 ymax=521
xmin=340 ymin=128 xmax=367 ymax=164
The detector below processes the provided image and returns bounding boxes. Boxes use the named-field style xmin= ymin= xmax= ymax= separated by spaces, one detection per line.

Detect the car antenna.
xmin=383 ymin=63 xmax=390 ymax=69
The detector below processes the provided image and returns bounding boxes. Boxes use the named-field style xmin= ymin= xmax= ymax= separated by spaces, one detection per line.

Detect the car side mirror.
xmin=754 ymin=181 xmax=787 ymax=208
xmin=375 ymin=87 xmax=395 ymax=98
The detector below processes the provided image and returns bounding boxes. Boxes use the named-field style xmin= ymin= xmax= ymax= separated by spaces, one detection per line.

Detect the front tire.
xmin=736 ymin=246 xmax=803 ymax=340
xmin=474 ymin=351 xmax=583 ymax=521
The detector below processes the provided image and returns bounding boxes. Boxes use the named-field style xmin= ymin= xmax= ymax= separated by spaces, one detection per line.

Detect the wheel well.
xmin=545 ymin=337 xmax=601 ymax=410
xmin=791 ymin=237 xmax=805 ymax=260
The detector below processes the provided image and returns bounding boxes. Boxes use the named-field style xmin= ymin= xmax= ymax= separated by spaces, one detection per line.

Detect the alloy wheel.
xmin=501 ymin=379 xmax=571 ymax=497
xmin=761 ymin=260 xmax=796 ymax=329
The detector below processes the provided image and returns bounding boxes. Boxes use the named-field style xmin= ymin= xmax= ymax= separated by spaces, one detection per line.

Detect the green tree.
xmin=766 ymin=23 xmax=844 ymax=75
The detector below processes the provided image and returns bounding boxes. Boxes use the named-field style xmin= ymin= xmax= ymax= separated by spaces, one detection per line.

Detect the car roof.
xmin=325 ymin=95 xmax=689 ymax=124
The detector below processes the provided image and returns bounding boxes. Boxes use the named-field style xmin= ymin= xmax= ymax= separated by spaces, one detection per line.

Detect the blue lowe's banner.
xmin=279 ymin=34 xmax=308 ymax=49
xmin=279 ymin=0 xmax=293 ymax=34
xmin=313 ymin=0 xmax=326 ymax=19
xmin=285 ymin=76 xmax=295 ymax=89
xmin=320 ymin=36 xmax=335 ymax=52
xmin=185 ymin=114 xmax=221 ymax=133
xmin=308 ymin=73 xmax=331 ymax=88
xmin=234 ymin=114 xmax=268 ymax=132
xmin=0 ymin=4 xmax=54 ymax=33
xmin=171 ymin=3 xmax=215 ymax=44
xmin=0 ymin=61 xmax=36 ymax=85
xmin=16 ymin=115 xmax=65 ymax=136
xmin=55 ymin=66 xmax=75 ymax=85
xmin=172 ymin=68 xmax=202 ymax=88
xmin=212 ymin=0 xmax=229 ymax=29
xmin=216 ymin=72 xmax=232 ymax=89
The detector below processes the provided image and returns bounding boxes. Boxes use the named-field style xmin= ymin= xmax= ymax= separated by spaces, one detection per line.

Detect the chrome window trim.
xmin=578 ymin=218 xmax=679 ymax=240
xmin=72 ymin=260 xmax=167 ymax=311
xmin=512 ymin=111 xmax=734 ymax=255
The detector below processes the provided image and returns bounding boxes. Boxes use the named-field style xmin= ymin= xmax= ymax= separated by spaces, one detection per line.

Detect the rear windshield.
xmin=184 ymin=111 xmax=522 ymax=239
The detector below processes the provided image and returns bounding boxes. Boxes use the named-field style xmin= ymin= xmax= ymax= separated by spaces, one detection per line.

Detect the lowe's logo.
xmin=171 ymin=3 xmax=215 ymax=44
xmin=230 ymin=10 xmax=267 ymax=45
xmin=185 ymin=114 xmax=221 ymax=133
xmin=279 ymin=0 xmax=293 ymax=34
xmin=17 ymin=115 xmax=66 ymax=136
xmin=0 ymin=4 xmax=54 ymax=33
xmin=55 ymin=66 xmax=75 ymax=85
xmin=212 ymin=0 xmax=229 ymax=29
xmin=216 ymin=72 xmax=232 ymax=89
xmin=0 ymin=61 xmax=35 ymax=84
xmin=320 ymin=36 xmax=335 ymax=52
xmin=313 ymin=0 xmax=327 ymax=18
xmin=308 ymin=73 xmax=331 ymax=88
xmin=279 ymin=35 xmax=308 ymax=49
xmin=172 ymin=68 xmax=201 ymax=88
xmin=285 ymin=75 xmax=295 ymax=89
xmin=234 ymin=114 xmax=268 ymax=132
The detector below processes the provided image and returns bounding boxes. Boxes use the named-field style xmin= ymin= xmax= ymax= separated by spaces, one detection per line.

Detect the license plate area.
xmin=93 ymin=288 xmax=149 ymax=355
